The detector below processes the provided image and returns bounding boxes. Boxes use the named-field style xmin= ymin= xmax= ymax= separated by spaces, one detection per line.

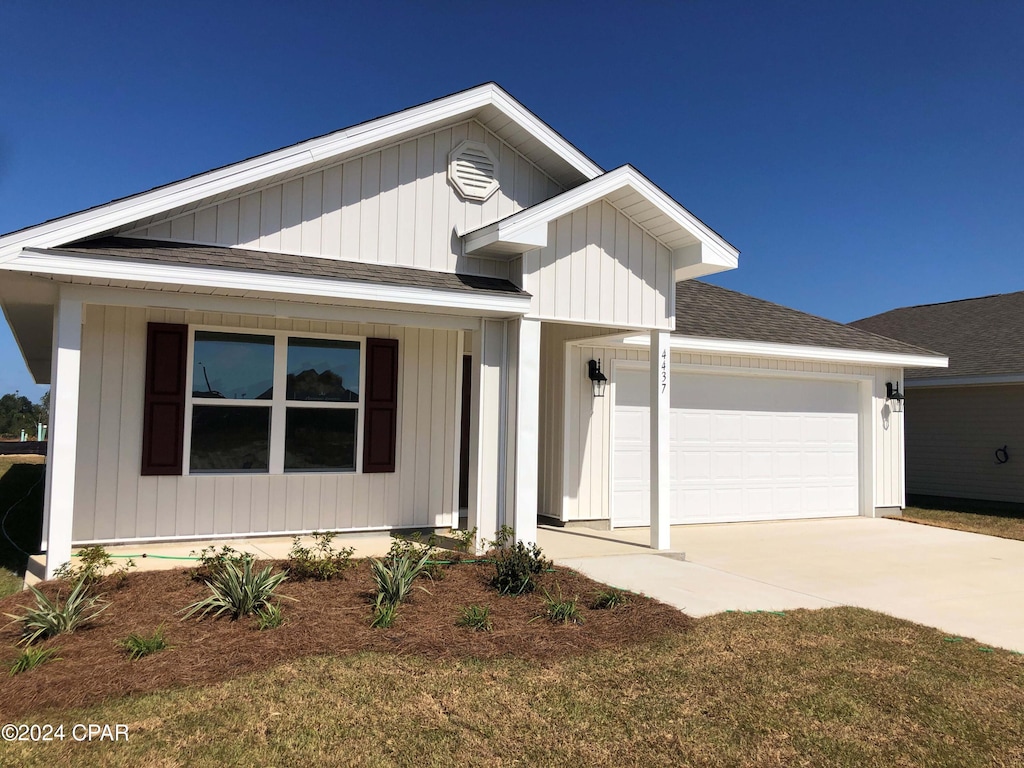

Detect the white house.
xmin=0 ymin=84 xmax=946 ymax=577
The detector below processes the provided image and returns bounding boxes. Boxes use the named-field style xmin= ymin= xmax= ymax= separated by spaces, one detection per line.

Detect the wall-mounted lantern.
xmin=885 ymin=381 xmax=905 ymax=412
xmin=587 ymin=359 xmax=608 ymax=398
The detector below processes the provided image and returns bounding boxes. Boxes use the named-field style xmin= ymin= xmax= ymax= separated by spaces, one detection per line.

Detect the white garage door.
xmin=612 ymin=369 xmax=860 ymax=526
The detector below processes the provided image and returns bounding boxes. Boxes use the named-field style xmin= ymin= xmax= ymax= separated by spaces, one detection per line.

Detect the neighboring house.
xmin=0 ymin=84 xmax=946 ymax=578
xmin=852 ymin=292 xmax=1024 ymax=505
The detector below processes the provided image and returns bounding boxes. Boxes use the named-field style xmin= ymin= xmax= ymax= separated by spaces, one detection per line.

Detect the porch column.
xmin=650 ymin=329 xmax=671 ymax=550
xmin=467 ymin=319 xmax=507 ymax=550
xmin=512 ymin=317 xmax=540 ymax=546
xmin=43 ymin=295 xmax=83 ymax=579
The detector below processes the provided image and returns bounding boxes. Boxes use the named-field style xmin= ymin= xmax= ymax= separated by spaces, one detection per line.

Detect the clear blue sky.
xmin=2 ymin=1 xmax=1022 ymax=398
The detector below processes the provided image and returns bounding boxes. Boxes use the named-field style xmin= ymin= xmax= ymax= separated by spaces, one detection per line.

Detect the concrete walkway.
xmin=541 ymin=517 xmax=1024 ymax=653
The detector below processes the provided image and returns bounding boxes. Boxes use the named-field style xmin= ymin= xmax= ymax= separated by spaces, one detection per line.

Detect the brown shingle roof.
xmin=676 ymin=280 xmax=939 ymax=357
xmin=850 ymin=291 xmax=1024 ymax=380
xmin=51 ymin=237 xmax=528 ymax=297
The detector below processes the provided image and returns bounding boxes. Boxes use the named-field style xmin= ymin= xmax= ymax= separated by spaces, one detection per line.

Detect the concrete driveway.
xmin=540 ymin=517 xmax=1024 ymax=653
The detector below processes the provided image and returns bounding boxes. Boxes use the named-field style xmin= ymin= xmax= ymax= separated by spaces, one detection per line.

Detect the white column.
xmin=466 ymin=319 xmax=507 ymax=550
xmin=513 ymin=318 xmax=540 ymax=546
xmin=43 ymin=295 xmax=83 ymax=579
xmin=650 ymin=329 xmax=671 ymax=550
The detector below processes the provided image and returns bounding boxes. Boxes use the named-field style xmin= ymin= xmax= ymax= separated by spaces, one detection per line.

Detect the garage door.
xmin=612 ymin=369 xmax=860 ymax=526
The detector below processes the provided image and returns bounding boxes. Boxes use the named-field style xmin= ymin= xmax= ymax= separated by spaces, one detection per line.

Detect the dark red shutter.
xmin=141 ymin=323 xmax=188 ymax=476
xmin=362 ymin=337 xmax=399 ymax=473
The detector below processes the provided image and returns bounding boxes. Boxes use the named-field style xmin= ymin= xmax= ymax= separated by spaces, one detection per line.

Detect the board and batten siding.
xmin=72 ymin=305 xmax=461 ymax=543
xmin=121 ymin=120 xmax=562 ymax=280
xmin=905 ymin=385 xmax=1024 ymax=504
xmin=554 ymin=339 xmax=905 ymax=522
xmin=522 ymin=200 xmax=675 ymax=329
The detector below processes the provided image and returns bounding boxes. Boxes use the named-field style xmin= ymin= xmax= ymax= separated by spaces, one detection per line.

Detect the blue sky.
xmin=2 ymin=1 xmax=1021 ymax=398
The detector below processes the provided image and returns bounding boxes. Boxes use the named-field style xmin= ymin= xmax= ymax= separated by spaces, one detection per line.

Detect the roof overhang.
xmin=0 ymin=83 xmax=602 ymax=261
xmin=1 ymin=248 xmax=533 ymax=317
xmin=612 ymin=333 xmax=950 ymax=369
xmin=461 ymin=165 xmax=739 ymax=280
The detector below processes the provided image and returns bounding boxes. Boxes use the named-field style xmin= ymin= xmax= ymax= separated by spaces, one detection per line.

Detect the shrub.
xmin=371 ymin=552 xmax=431 ymax=607
xmin=5 ymin=576 xmax=109 ymax=645
xmin=181 ymin=560 xmax=290 ymax=621
xmin=593 ymin=588 xmax=630 ymax=610
xmin=255 ymin=603 xmax=283 ymax=630
xmin=287 ymin=532 xmax=355 ymax=581
xmin=449 ymin=527 xmax=477 ymax=554
xmin=370 ymin=596 xmax=398 ymax=629
xmin=490 ymin=540 xmax=551 ymax=596
xmin=53 ymin=546 xmax=134 ymax=587
xmin=119 ymin=626 xmax=169 ymax=660
xmin=539 ymin=586 xmax=584 ymax=625
xmin=189 ymin=545 xmax=254 ymax=581
xmin=388 ymin=532 xmax=445 ymax=579
xmin=9 ymin=646 xmax=60 ymax=675
xmin=457 ymin=605 xmax=492 ymax=632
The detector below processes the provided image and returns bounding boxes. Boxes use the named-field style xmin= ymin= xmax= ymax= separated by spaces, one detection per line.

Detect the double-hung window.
xmin=186 ymin=329 xmax=363 ymax=474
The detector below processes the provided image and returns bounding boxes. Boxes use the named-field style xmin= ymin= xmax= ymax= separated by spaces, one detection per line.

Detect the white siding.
xmin=905 ymin=385 xmax=1024 ymax=504
xmin=122 ymin=120 xmax=562 ymax=279
xmin=72 ymin=305 xmax=461 ymax=543
xmin=554 ymin=339 xmax=905 ymax=522
xmin=522 ymin=200 xmax=675 ymax=329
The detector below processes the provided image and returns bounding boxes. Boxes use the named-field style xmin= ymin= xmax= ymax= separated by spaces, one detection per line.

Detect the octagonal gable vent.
xmin=448 ymin=140 xmax=499 ymax=201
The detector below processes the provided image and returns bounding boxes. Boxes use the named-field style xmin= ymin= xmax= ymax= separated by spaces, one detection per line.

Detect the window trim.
xmin=183 ymin=326 xmax=366 ymax=476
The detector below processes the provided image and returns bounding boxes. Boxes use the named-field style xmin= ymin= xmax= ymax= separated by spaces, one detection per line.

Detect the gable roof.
xmin=462 ymin=165 xmax=739 ymax=280
xmin=0 ymin=83 xmax=602 ymax=260
xmin=851 ymin=290 xmax=1024 ymax=381
xmin=675 ymin=280 xmax=943 ymax=359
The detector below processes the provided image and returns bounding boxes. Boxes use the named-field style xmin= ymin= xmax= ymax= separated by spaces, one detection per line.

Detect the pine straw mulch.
xmin=0 ymin=558 xmax=692 ymax=719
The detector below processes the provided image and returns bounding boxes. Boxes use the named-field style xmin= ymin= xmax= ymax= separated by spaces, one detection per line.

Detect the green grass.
xmin=898 ymin=497 xmax=1024 ymax=541
xmin=0 ymin=456 xmax=46 ymax=578
xmin=5 ymin=607 xmax=1023 ymax=767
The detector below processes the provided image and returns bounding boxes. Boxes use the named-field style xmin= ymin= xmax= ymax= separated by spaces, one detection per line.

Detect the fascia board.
xmin=4 ymin=250 xmax=532 ymax=316
xmin=0 ymin=84 xmax=601 ymax=260
xmin=464 ymin=166 xmax=739 ymax=262
xmin=907 ymin=374 xmax=1024 ymax=388
xmin=620 ymin=333 xmax=949 ymax=369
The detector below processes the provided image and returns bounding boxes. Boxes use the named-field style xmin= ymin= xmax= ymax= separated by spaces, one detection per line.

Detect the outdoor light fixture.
xmin=885 ymin=381 xmax=905 ymax=412
xmin=587 ymin=359 xmax=608 ymax=398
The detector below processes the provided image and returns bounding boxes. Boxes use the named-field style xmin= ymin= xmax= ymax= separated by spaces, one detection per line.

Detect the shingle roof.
xmin=676 ymin=280 xmax=939 ymax=357
xmin=850 ymin=291 xmax=1024 ymax=380
xmin=50 ymin=237 xmax=528 ymax=297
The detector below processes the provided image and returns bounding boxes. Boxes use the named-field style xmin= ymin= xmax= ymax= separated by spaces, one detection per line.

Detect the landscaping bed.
xmin=0 ymin=556 xmax=690 ymax=718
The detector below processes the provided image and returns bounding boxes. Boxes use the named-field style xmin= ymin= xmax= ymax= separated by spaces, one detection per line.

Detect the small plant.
xmin=119 ymin=626 xmax=169 ymax=660
xmin=539 ymin=586 xmax=584 ymax=625
xmin=5 ymin=576 xmax=109 ymax=645
xmin=388 ymin=532 xmax=445 ymax=579
xmin=255 ymin=603 xmax=283 ymax=630
xmin=449 ymin=527 xmax=478 ymax=554
xmin=593 ymin=588 xmax=630 ymax=610
xmin=53 ymin=546 xmax=135 ymax=587
xmin=189 ymin=545 xmax=254 ymax=581
xmin=370 ymin=596 xmax=398 ymax=629
xmin=9 ymin=646 xmax=60 ymax=675
xmin=371 ymin=552 xmax=432 ymax=606
xmin=181 ymin=559 xmax=290 ymax=621
xmin=457 ymin=605 xmax=492 ymax=632
xmin=490 ymin=539 xmax=551 ymax=596
xmin=287 ymin=532 xmax=355 ymax=581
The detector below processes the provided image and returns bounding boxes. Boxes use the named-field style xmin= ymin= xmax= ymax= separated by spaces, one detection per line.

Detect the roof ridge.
xmin=857 ymin=289 xmax=1024 ymax=318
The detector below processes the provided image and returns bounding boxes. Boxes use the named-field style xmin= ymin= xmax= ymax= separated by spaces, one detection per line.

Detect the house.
xmin=852 ymin=292 xmax=1024 ymax=505
xmin=0 ymin=84 xmax=946 ymax=578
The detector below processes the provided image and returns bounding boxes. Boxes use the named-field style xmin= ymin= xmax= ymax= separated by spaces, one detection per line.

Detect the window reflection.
xmin=286 ymin=338 xmax=360 ymax=402
xmin=193 ymin=332 xmax=274 ymax=400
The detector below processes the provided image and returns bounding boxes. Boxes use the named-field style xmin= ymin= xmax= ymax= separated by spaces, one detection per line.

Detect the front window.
xmin=186 ymin=330 xmax=363 ymax=474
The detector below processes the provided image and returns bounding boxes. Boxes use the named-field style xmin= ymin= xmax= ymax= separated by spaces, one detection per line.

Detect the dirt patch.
xmin=0 ymin=559 xmax=691 ymax=718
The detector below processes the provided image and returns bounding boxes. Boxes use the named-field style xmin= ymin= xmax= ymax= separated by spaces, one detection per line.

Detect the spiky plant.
xmin=181 ymin=559 xmax=290 ymax=621
xmin=370 ymin=552 xmax=431 ymax=607
xmin=457 ymin=605 xmax=493 ymax=632
xmin=593 ymin=588 xmax=630 ymax=610
xmin=119 ymin=626 xmax=170 ymax=660
xmin=5 ymin=576 xmax=109 ymax=645
xmin=370 ymin=596 xmax=398 ymax=629
xmin=539 ymin=586 xmax=584 ymax=625
xmin=255 ymin=603 xmax=284 ymax=630
xmin=9 ymin=646 xmax=61 ymax=675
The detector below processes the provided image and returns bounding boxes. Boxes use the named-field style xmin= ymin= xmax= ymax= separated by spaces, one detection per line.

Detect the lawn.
xmin=0 ymin=455 xmax=46 ymax=596
xmin=899 ymin=496 xmax=1024 ymax=542
xmin=1 ymin=554 xmax=1022 ymax=767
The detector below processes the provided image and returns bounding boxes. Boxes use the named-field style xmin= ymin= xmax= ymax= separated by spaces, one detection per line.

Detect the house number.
xmin=661 ymin=349 xmax=668 ymax=393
